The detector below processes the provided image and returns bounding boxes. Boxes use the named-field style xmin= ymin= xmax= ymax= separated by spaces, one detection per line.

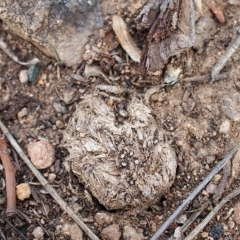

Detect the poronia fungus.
xmin=61 ymin=94 xmax=177 ymax=210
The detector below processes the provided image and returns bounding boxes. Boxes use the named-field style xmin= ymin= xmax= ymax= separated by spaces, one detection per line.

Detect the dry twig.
xmin=0 ymin=119 xmax=100 ymax=240
xmin=210 ymin=27 xmax=240 ymax=83
xmin=150 ymin=147 xmax=238 ymax=240
xmin=182 ymin=72 xmax=228 ymax=83
xmin=0 ymin=135 xmax=17 ymax=214
xmin=185 ymin=186 xmax=240 ymax=239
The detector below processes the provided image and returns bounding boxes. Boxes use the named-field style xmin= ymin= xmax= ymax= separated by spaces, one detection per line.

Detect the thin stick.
xmin=210 ymin=28 xmax=240 ymax=83
xmin=0 ymin=120 xmax=100 ymax=240
xmin=4 ymin=217 xmax=28 ymax=240
xmin=182 ymin=72 xmax=228 ymax=83
xmin=150 ymin=147 xmax=238 ymax=240
xmin=0 ymin=135 xmax=17 ymax=214
xmin=184 ymin=186 xmax=240 ymax=240
xmin=0 ymin=226 xmax=7 ymax=240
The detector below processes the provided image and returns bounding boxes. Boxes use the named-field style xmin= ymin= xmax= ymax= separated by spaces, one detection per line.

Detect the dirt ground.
xmin=1 ymin=0 xmax=240 ymax=239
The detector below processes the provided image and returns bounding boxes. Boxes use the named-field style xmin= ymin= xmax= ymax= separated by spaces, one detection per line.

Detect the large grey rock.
xmin=0 ymin=0 xmax=104 ymax=66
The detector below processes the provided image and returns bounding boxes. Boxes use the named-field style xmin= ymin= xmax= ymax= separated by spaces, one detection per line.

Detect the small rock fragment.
xmin=32 ymin=226 xmax=44 ymax=239
xmin=28 ymin=64 xmax=40 ymax=83
xmin=210 ymin=223 xmax=224 ymax=239
xmin=56 ymin=120 xmax=65 ymax=129
xmin=201 ymin=232 xmax=208 ymax=238
xmin=27 ymin=141 xmax=55 ymax=169
xmin=213 ymin=174 xmax=222 ymax=183
xmin=123 ymin=226 xmax=144 ymax=240
xmin=70 ymin=223 xmax=83 ymax=240
xmin=19 ymin=70 xmax=28 ymax=83
xmin=234 ymin=202 xmax=240 ymax=224
xmin=94 ymin=212 xmax=114 ymax=226
xmin=176 ymin=214 xmax=187 ymax=224
xmin=101 ymin=224 xmax=121 ymax=240
xmin=173 ymin=226 xmax=182 ymax=239
xmin=219 ymin=120 xmax=231 ymax=134
xmin=63 ymin=89 xmax=76 ymax=105
xmin=17 ymin=107 xmax=28 ymax=119
xmin=47 ymin=173 xmax=56 ymax=183
xmin=206 ymin=183 xmax=217 ymax=194
xmin=16 ymin=183 xmax=31 ymax=201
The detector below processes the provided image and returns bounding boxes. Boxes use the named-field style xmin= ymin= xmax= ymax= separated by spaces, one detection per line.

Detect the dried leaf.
xmin=112 ymin=15 xmax=141 ymax=62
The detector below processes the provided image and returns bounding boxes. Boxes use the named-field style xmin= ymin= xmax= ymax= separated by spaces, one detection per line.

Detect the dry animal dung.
xmin=61 ymin=94 xmax=177 ymax=210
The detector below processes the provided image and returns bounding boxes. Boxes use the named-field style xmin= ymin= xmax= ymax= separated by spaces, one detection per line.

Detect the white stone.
xmin=219 ymin=120 xmax=231 ymax=133
xmin=17 ymin=107 xmax=28 ymax=118
xmin=19 ymin=70 xmax=28 ymax=83
xmin=32 ymin=226 xmax=44 ymax=239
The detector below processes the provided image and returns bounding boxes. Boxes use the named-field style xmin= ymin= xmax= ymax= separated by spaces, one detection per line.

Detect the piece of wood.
xmin=140 ymin=0 xmax=195 ymax=72
xmin=0 ymin=135 xmax=17 ymax=214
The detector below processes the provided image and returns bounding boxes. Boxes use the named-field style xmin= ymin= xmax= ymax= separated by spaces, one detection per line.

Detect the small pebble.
xmin=27 ymin=140 xmax=55 ymax=169
xmin=101 ymin=224 xmax=121 ymax=240
xmin=176 ymin=214 xmax=187 ymax=224
xmin=28 ymin=64 xmax=40 ymax=83
xmin=206 ymin=183 xmax=217 ymax=194
xmin=53 ymin=99 xmax=67 ymax=114
xmin=201 ymin=232 xmax=208 ymax=238
xmin=56 ymin=120 xmax=65 ymax=129
xmin=16 ymin=183 xmax=31 ymax=201
xmin=48 ymin=173 xmax=56 ymax=183
xmin=121 ymin=162 xmax=127 ymax=167
xmin=32 ymin=226 xmax=44 ymax=239
xmin=63 ymin=89 xmax=76 ymax=104
xmin=17 ymin=107 xmax=28 ymax=119
xmin=234 ymin=202 xmax=240 ymax=224
xmin=213 ymin=174 xmax=222 ymax=183
xmin=119 ymin=109 xmax=128 ymax=118
xmin=173 ymin=226 xmax=182 ymax=239
xmin=219 ymin=120 xmax=231 ymax=134
xmin=19 ymin=70 xmax=28 ymax=83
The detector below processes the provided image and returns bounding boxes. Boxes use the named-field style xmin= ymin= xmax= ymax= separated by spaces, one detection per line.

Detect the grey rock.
xmin=0 ymin=0 xmax=104 ymax=66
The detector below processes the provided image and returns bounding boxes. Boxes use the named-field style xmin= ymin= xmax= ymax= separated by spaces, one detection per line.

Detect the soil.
xmin=1 ymin=1 xmax=240 ymax=239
